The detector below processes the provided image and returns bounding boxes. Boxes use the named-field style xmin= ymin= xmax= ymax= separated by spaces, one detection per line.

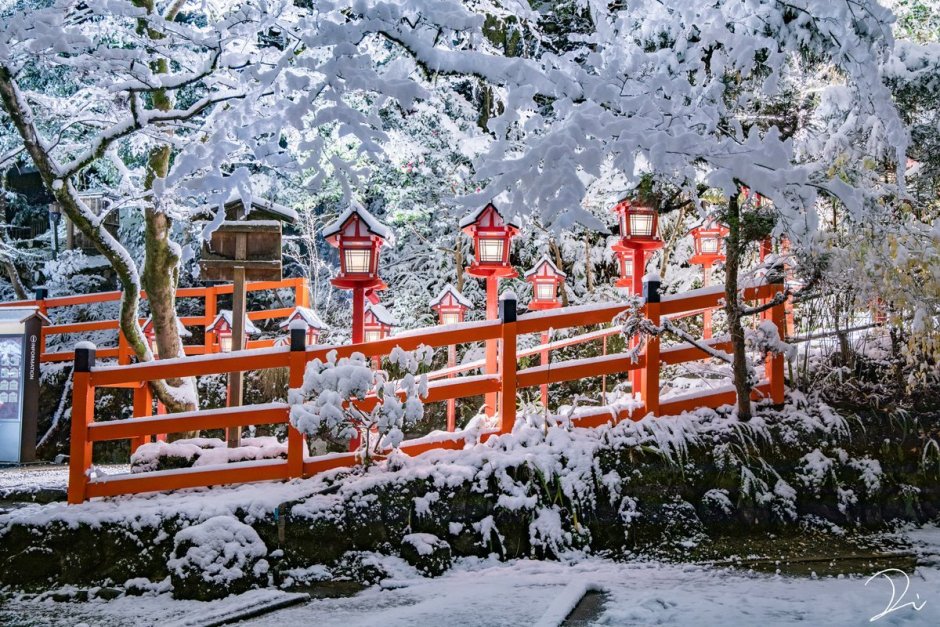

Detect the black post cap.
xmin=75 ymin=344 xmax=96 ymax=372
xmin=290 ymin=325 xmax=307 ymax=351
xmin=35 ymin=287 xmax=48 ymax=300
xmin=499 ymin=293 xmax=517 ymax=323
xmin=643 ymin=277 xmax=661 ymax=303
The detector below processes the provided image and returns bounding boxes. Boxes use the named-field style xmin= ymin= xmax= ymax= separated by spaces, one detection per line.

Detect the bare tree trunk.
xmin=550 ymin=237 xmax=569 ymax=306
xmin=659 ymin=204 xmax=687 ymax=278
xmin=584 ymin=234 xmax=594 ymax=292
xmin=1 ymin=52 xmax=192 ymax=415
xmin=724 ymin=190 xmax=753 ymax=420
xmin=455 ymin=235 xmax=465 ymax=293
xmin=2 ymin=258 xmax=27 ymax=300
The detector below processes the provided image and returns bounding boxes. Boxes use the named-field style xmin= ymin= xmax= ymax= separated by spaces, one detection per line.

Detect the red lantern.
xmin=141 ymin=317 xmax=191 ymax=359
xmin=524 ymin=256 xmax=566 ymax=310
xmin=689 ymin=218 xmax=729 ymax=266
xmin=612 ymin=199 xmax=660 ymax=248
xmin=206 ymin=310 xmax=259 ymax=353
xmin=461 ymin=203 xmax=520 ymax=278
xmin=430 ymin=284 xmax=472 ymax=325
xmin=278 ymin=306 xmax=327 ymax=345
xmin=363 ymin=303 xmax=396 ymax=343
xmin=323 ymin=201 xmax=391 ymax=291
xmin=614 ymin=248 xmax=634 ymax=289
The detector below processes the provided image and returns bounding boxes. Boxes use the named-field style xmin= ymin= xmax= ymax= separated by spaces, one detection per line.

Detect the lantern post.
xmin=611 ymin=197 xmax=663 ymax=396
xmin=322 ymin=201 xmax=391 ymax=345
xmin=460 ymin=203 xmax=520 ymax=418
xmin=524 ymin=256 xmax=566 ymax=408
xmin=689 ymin=218 xmax=729 ymax=338
xmin=430 ymin=284 xmax=472 ymax=431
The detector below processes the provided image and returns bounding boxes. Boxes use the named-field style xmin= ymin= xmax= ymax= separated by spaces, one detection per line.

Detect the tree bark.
xmin=724 ymin=190 xmax=753 ymax=420
xmin=550 ymin=237 xmax=569 ymax=306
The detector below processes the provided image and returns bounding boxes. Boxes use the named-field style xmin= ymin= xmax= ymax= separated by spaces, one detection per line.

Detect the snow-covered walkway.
xmin=3 ymin=526 xmax=939 ymax=627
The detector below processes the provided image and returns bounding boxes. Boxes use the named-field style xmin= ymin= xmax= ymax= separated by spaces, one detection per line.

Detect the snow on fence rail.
xmin=0 ymin=277 xmax=310 ymax=363
xmin=65 ymin=277 xmax=786 ymax=504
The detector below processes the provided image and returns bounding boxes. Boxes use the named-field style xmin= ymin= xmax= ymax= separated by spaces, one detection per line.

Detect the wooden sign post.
xmin=200 ymin=221 xmax=282 ymax=448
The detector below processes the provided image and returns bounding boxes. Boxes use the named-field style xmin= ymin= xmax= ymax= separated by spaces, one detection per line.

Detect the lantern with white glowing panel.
xmin=524 ymin=256 xmax=566 ymax=310
xmin=430 ymin=284 xmax=472 ymax=326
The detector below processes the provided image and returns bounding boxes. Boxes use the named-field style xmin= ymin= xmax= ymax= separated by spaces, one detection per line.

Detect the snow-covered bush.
xmin=289 ymin=347 xmax=431 ymax=456
xmin=167 ymin=516 xmax=270 ymax=601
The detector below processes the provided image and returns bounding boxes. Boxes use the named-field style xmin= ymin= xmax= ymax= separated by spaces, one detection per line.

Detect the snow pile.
xmin=167 ymin=515 xmax=270 ymax=600
xmin=130 ymin=437 xmax=287 ymax=473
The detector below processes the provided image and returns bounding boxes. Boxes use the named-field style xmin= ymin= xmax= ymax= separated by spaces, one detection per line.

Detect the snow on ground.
xmin=0 ymin=464 xmax=128 ymax=497
xmin=3 ymin=525 xmax=940 ymax=626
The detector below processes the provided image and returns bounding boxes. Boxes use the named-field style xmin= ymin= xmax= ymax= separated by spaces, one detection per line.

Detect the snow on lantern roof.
xmin=206 ymin=310 xmax=260 ymax=335
xmin=429 ymin=283 xmax=473 ymax=309
xmin=322 ymin=199 xmax=394 ymax=243
xmin=523 ymin=255 xmax=567 ymax=279
xmin=278 ymin=306 xmax=328 ymax=331
xmin=364 ymin=302 xmax=397 ymax=327
xmin=142 ymin=317 xmax=192 ymax=338
xmin=458 ymin=203 xmax=522 ymax=230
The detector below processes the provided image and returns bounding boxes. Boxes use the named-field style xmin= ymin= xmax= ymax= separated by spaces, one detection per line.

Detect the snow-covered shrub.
xmin=167 ymin=516 xmax=270 ymax=601
xmin=400 ymin=533 xmax=452 ymax=577
xmin=288 ymin=348 xmax=430 ymax=456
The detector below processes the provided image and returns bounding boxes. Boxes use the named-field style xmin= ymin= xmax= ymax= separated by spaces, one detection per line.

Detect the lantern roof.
xmin=277 ymin=306 xmax=328 ymax=332
xmin=429 ymin=283 xmax=473 ymax=310
xmin=364 ymin=302 xmax=397 ymax=327
xmin=523 ymin=255 xmax=566 ymax=280
xmin=322 ymin=199 xmax=394 ymax=244
xmin=141 ymin=317 xmax=192 ymax=338
xmin=206 ymin=310 xmax=260 ymax=335
xmin=689 ymin=216 xmax=729 ymax=235
xmin=459 ymin=203 xmax=522 ymax=230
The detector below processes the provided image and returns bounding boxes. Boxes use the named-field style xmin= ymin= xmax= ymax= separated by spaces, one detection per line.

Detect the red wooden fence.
xmin=65 ymin=277 xmax=786 ymax=504
xmin=0 ymin=277 xmax=310 ymax=363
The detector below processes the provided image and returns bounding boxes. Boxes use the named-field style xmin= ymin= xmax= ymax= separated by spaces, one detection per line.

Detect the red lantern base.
xmin=330 ymin=277 xmax=387 ymax=291
xmin=466 ymin=264 xmax=518 ymax=279
xmin=615 ymin=238 xmax=664 ymax=252
xmin=689 ymin=254 xmax=724 ymax=266
xmin=528 ymin=300 xmax=561 ymax=311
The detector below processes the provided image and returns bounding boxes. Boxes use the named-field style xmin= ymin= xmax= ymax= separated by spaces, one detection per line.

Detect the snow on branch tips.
xmin=288 ymin=347 xmax=431 ymax=456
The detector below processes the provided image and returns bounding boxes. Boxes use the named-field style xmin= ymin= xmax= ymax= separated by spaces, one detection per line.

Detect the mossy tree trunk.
xmin=724 ymin=190 xmax=753 ymax=420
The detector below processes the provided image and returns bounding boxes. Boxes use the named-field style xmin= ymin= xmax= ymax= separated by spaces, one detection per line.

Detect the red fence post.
xmin=295 ymin=277 xmax=311 ymax=309
xmin=768 ymin=282 xmax=786 ymax=405
xmin=131 ymin=382 xmax=153 ymax=454
xmin=35 ymin=288 xmax=48 ymax=356
xmin=498 ymin=293 xmax=517 ymax=434
xmin=485 ymin=276 xmax=499 ymax=418
xmin=204 ymin=286 xmax=217 ymax=354
xmin=68 ymin=344 xmax=96 ymax=504
xmin=287 ymin=323 xmax=307 ymax=477
xmin=641 ymin=277 xmax=661 ymax=417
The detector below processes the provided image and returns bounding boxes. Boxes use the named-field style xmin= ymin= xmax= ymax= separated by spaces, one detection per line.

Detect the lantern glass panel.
xmin=219 ymin=333 xmax=233 ymax=353
xmin=629 ymin=212 xmax=654 ymax=237
xmin=535 ymin=282 xmax=556 ymax=301
xmin=344 ymin=247 xmax=372 ymax=274
xmin=441 ymin=312 xmax=461 ymax=326
xmin=701 ymin=236 xmax=719 ymax=254
xmin=619 ymin=255 xmax=633 ymax=277
xmin=149 ymin=337 xmax=159 ymax=359
xmin=364 ymin=329 xmax=382 ymax=343
xmin=478 ymin=237 xmax=505 ymax=263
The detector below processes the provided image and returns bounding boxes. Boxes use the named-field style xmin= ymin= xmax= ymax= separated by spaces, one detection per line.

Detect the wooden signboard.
xmin=199 ymin=221 xmax=283 ymax=282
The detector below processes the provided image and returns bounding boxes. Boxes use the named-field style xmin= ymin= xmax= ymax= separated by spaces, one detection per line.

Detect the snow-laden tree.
xmin=456 ymin=1 xmax=911 ymax=418
xmin=0 ymin=0 xmax=539 ymax=411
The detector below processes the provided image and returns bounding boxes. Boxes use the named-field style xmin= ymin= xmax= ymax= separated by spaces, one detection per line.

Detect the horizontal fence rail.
xmin=65 ymin=277 xmax=787 ymax=504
